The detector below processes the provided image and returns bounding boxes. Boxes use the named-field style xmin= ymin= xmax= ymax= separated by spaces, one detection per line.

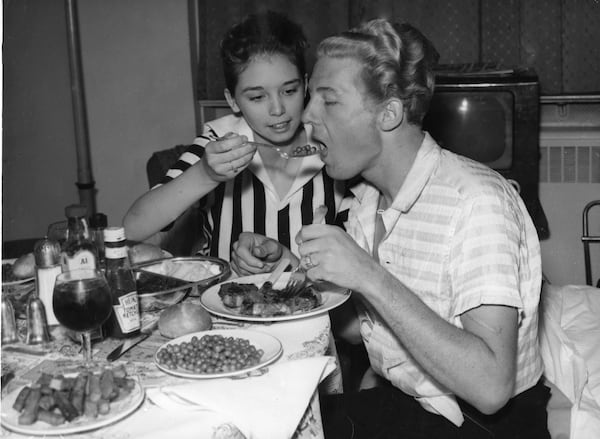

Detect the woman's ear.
xmin=224 ymin=89 xmax=240 ymax=113
xmin=378 ymin=99 xmax=404 ymax=132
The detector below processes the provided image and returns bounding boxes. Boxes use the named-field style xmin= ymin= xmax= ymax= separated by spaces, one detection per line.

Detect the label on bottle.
xmin=61 ymin=250 xmax=97 ymax=271
xmin=105 ymin=246 xmax=128 ymax=259
xmin=113 ymin=291 xmax=141 ymax=334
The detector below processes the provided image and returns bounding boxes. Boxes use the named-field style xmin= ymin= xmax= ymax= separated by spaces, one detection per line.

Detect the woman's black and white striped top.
xmin=160 ymin=115 xmax=350 ymax=261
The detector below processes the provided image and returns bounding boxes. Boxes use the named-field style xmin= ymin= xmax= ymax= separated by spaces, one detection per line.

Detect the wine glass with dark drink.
xmin=53 ymin=269 xmax=112 ymax=363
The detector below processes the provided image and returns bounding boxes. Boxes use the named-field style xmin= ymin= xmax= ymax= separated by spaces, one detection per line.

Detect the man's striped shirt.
xmin=346 ymin=133 xmax=543 ymax=423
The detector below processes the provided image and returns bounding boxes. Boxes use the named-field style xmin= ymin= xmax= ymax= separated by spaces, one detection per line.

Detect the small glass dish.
xmin=133 ymin=256 xmax=230 ymax=312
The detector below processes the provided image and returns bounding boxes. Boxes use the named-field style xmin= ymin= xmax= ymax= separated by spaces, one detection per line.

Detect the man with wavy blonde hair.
xmin=294 ymin=18 xmax=550 ymax=438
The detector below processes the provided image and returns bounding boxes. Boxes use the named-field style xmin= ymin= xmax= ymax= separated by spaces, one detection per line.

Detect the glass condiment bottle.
xmin=60 ymin=204 xmax=99 ymax=272
xmin=89 ymin=213 xmax=108 ymax=272
xmin=103 ymin=226 xmax=141 ymax=339
xmin=34 ymin=237 xmax=62 ymax=326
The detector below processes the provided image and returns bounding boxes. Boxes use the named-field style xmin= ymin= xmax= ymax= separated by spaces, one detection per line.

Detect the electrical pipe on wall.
xmin=65 ymin=0 xmax=96 ymax=214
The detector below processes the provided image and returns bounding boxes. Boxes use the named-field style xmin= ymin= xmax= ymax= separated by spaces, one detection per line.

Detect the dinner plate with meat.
xmin=200 ymin=273 xmax=351 ymax=322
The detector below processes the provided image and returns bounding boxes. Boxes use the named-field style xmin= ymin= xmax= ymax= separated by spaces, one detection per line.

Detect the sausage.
xmin=18 ymin=386 xmax=42 ymax=425
xmin=97 ymin=398 xmax=110 ymax=415
xmin=38 ymin=394 xmax=56 ymax=411
xmin=12 ymin=386 xmax=31 ymax=412
xmin=86 ymin=374 xmax=101 ymax=402
xmin=99 ymin=369 xmax=115 ymax=400
xmin=53 ymin=390 xmax=79 ymax=422
xmin=37 ymin=409 xmax=65 ymax=426
xmin=70 ymin=372 xmax=88 ymax=415
xmin=84 ymin=399 xmax=98 ymax=418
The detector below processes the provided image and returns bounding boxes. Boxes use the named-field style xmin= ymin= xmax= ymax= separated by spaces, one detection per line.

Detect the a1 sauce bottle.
xmin=103 ymin=226 xmax=141 ymax=338
xmin=60 ymin=204 xmax=98 ymax=272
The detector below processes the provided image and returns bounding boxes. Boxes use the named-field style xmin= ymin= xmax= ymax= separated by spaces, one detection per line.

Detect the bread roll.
xmin=12 ymin=252 xmax=35 ymax=279
xmin=129 ymin=243 xmax=164 ymax=264
xmin=158 ymin=302 xmax=212 ymax=338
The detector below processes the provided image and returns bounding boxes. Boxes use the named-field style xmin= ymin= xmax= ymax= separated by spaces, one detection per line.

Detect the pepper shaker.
xmin=25 ymin=295 xmax=51 ymax=344
xmin=1 ymin=296 xmax=19 ymax=344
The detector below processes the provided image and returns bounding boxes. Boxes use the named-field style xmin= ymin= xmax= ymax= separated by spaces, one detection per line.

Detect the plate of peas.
xmin=154 ymin=329 xmax=283 ymax=379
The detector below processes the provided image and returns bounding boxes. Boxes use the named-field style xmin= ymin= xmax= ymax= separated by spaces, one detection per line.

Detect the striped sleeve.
xmin=161 ymin=127 xmax=217 ymax=184
xmin=450 ymin=191 xmax=524 ymax=316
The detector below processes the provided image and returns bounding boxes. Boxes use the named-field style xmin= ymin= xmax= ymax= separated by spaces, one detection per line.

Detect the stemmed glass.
xmin=52 ymin=269 xmax=112 ymax=364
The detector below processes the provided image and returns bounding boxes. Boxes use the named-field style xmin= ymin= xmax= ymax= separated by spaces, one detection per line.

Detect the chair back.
xmin=145 ymin=144 xmax=203 ymax=256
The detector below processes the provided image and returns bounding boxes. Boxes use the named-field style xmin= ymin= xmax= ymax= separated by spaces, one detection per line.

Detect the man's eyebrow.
xmin=312 ymin=85 xmax=338 ymax=94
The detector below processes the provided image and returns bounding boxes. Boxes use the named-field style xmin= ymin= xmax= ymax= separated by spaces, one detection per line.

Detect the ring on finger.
xmin=303 ymin=255 xmax=316 ymax=270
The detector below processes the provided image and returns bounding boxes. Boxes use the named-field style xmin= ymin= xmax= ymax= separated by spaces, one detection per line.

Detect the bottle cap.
xmin=65 ymin=204 xmax=88 ymax=218
xmin=103 ymin=226 xmax=126 ymax=243
xmin=34 ymin=237 xmax=61 ymax=267
xmin=89 ymin=213 xmax=108 ymax=228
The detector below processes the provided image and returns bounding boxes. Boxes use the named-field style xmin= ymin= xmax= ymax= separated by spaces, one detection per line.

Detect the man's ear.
xmin=224 ymin=89 xmax=240 ymax=113
xmin=378 ymin=99 xmax=404 ymax=131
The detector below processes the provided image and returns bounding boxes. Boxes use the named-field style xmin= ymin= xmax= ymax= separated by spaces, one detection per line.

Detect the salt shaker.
xmin=34 ymin=237 xmax=62 ymax=326
xmin=25 ymin=295 xmax=51 ymax=344
xmin=1 ymin=296 xmax=19 ymax=344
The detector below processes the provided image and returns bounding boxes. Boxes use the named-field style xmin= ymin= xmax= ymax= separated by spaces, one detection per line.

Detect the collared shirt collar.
xmin=350 ymin=132 xmax=441 ymax=214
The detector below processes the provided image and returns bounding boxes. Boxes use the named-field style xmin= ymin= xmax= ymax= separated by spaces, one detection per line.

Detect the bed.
xmin=540 ymin=283 xmax=600 ymax=438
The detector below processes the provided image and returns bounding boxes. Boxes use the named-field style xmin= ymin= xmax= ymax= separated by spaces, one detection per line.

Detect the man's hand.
xmin=231 ymin=232 xmax=296 ymax=276
xmin=295 ymin=224 xmax=382 ymax=293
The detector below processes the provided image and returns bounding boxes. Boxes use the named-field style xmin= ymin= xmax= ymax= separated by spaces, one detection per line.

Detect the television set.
xmin=422 ymin=65 xmax=549 ymax=239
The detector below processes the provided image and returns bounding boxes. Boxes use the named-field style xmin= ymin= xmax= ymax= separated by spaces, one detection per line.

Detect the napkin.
xmin=147 ymin=356 xmax=336 ymax=439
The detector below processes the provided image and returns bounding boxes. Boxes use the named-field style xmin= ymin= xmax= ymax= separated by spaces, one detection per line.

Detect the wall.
xmin=194 ymin=0 xmax=600 ymax=99
xmin=77 ymin=0 xmax=196 ymax=228
xmin=538 ymin=101 xmax=600 ymax=286
xmin=540 ymin=185 xmax=600 ymax=286
xmin=2 ymin=0 xmax=196 ymax=245
xmin=3 ymin=0 xmax=79 ymax=240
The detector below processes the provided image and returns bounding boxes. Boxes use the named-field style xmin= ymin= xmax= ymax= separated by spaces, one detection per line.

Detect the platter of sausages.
xmin=0 ymin=365 xmax=144 ymax=435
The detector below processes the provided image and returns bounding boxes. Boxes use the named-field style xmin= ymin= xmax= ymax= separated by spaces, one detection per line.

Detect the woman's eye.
xmin=324 ymin=101 xmax=337 ymax=106
xmin=282 ymin=87 xmax=299 ymax=96
xmin=248 ymin=95 xmax=265 ymax=102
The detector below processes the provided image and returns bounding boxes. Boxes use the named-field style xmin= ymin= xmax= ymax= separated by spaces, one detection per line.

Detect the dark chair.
xmin=146 ymin=145 xmax=204 ymax=256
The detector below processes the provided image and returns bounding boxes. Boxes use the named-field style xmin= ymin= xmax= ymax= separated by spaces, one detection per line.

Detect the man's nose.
xmin=302 ymin=98 xmax=316 ymax=125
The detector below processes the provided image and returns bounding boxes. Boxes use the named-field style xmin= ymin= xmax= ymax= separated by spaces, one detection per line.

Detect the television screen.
xmin=423 ymin=91 xmax=514 ymax=170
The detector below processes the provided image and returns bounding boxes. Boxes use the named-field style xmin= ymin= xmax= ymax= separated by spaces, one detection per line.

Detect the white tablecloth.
xmin=1 ymin=312 xmax=341 ymax=439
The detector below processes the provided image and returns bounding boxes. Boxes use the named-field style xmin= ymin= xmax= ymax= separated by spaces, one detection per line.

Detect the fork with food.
xmin=282 ymin=205 xmax=328 ymax=297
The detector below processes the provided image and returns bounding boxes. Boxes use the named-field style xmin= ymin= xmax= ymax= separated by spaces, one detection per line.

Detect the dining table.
xmin=1 ymin=267 xmax=345 ymax=439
